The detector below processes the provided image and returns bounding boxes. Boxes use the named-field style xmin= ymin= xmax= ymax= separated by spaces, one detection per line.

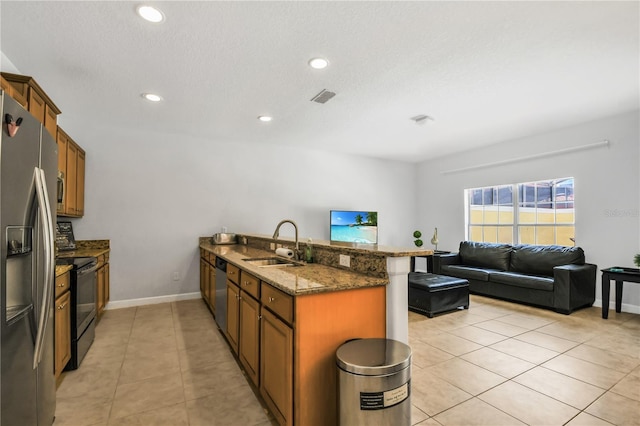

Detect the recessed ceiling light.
xmin=308 ymin=58 xmax=329 ymax=70
xmin=142 ymin=93 xmax=162 ymax=102
xmin=137 ymin=5 xmax=165 ymax=23
xmin=258 ymin=116 xmax=272 ymax=122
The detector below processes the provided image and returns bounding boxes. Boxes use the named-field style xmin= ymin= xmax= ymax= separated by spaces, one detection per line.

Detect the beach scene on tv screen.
xmin=330 ymin=211 xmax=378 ymax=244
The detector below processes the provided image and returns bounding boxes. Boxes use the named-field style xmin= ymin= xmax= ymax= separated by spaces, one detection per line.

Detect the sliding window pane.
xmin=536 ymin=207 xmax=555 ymax=224
xmin=498 ymin=207 xmax=514 ymax=224
xmin=469 ymin=226 xmax=483 ymax=242
xmin=536 ymin=226 xmax=555 ymax=245
xmin=484 ymin=207 xmax=499 ymax=224
xmin=519 ymin=226 xmax=535 ymax=244
xmin=518 ymin=208 xmax=536 ymax=224
xmin=469 ymin=206 xmax=484 ymax=224
xmin=497 ymin=227 xmax=513 ymax=244
xmin=556 ymin=208 xmax=575 ymax=224
xmin=557 ymin=226 xmax=575 ymax=246
xmin=483 ymin=226 xmax=498 ymax=243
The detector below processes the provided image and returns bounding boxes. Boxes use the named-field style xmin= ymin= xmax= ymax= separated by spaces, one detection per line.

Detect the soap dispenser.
xmin=305 ymin=238 xmax=314 ymax=263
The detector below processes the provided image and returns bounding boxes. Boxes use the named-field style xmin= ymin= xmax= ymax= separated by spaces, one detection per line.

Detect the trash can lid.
xmin=336 ymin=338 xmax=412 ymax=376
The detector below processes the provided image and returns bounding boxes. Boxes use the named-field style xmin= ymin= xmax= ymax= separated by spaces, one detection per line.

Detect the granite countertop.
xmin=56 ymin=248 xmax=110 ymax=259
xmin=55 ymin=264 xmax=73 ymax=277
xmin=200 ymin=242 xmax=388 ymax=296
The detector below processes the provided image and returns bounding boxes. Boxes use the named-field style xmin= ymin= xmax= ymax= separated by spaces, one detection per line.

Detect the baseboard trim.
xmin=593 ymin=299 xmax=640 ymax=315
xmin=105 ymin=292 xmax=201 ymax=310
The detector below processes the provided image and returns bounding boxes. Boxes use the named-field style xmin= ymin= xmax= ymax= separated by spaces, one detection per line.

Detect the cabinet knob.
xmin=57 ymin=303 xmax=67 ymax=310
xmin=268 ymin=297 xmax=275 ymax=303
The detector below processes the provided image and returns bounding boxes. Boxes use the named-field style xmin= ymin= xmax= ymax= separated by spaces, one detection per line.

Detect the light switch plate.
xmin=339 ymin=254 xmax=350 ymax=268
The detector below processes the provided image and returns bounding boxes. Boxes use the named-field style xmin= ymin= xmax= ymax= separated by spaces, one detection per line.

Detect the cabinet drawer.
xmin=227 ymin=263 xmax=240 ymax=284
xmin=55 ymin=272 xmax=70 ymax=298
xmin=261 ymin=284 xmax=293 ymax=325
xmin=239 ymin=271 xmax=260 ymax=300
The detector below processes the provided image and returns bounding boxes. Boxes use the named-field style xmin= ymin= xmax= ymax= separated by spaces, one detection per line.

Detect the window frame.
xmin=465 ymin=177 xmax=575 ymax=246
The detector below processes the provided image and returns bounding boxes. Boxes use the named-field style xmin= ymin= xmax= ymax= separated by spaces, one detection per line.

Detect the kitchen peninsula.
xmin=199 ymin=234 xmax=430 ymax=426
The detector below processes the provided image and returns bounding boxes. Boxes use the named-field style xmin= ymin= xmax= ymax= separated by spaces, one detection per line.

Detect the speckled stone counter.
xmin=200 ymin=242 xmax=387 ymax=296
xmin=55 ymin=264 xmax=72 ymax=277
xmin=56 ymin=239 xmax=110 ymax=259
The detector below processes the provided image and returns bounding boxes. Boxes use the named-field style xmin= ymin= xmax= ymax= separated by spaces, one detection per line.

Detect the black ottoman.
xmin=408 ymin=273 xmax=469 ymax=318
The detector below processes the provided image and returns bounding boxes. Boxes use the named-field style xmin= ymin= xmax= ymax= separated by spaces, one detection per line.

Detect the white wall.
xmin=417 ymin=110 xmax=640 ymax=313
xmin=61 ymin=118 xmax=418 ymax=302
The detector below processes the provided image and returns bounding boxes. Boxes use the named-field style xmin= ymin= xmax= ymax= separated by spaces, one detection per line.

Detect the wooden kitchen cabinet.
xmin=1 ymin=72 xmax=61 ymax=137
xmin=199 ymin=251 xmax=216 ymax=313
xmin=226 ymin=280 xmax=240 ymax=354
xmin=57 ymin=127 xmax=85 ymax=217
xmin=239 ymin=285 xmax=261 ymax=387
xmin=96 ymin=252 xmax=110 ymax=322
xmin=208 ymin=261 xmax=216 ymax=313
xmin=54 ymin=272 xmax=71 ymax=379
xmin=260 ymin=307 xmax=293 ymax=426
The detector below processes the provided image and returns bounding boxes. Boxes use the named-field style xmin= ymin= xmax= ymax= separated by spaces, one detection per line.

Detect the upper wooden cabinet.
xmin=57 ymin=127 xmax=85 ymax=217
xmin=1 ymin=72 xmax=61 ymax=138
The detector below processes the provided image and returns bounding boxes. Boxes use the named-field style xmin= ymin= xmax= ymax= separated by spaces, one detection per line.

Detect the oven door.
xmin=75 ymin=262 xmax=97 ymax=334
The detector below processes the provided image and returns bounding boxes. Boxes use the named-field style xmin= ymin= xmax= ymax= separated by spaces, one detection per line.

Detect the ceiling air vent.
xmin=310 ymin=89 xmax=336 ymax=104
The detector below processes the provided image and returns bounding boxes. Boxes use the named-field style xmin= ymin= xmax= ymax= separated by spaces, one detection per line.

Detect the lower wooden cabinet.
xmin=239 ymin=291 xmax=260 ymax=387
xmin=54 ymin=272 xmax=71 ymax=378
xmin=208 ymin=262 xmax=216 ymax=313
xmin=96 ymin=253 xmax=110 ymax=322
xmin=226 ymin=280 xmax=240 ymax=354
xmin=260 ymin=307 xmax=293 ymax=426
xmin=199 ymin=251 xmax=216 ymax=313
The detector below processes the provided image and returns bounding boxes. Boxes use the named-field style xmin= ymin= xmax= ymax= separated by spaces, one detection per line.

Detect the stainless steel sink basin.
xmin=242 ymin=256 xmax=302 ymax=268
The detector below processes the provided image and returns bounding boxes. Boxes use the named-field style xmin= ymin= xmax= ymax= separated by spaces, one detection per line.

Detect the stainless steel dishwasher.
xmin=214 ymin=257 xmax=227 ymax=331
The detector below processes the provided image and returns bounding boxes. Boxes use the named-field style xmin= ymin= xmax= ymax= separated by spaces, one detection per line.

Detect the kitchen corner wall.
xmin=62 ymin=119 xmax=418 ymax=303
xmin=416 ymin=110 xmax=640 ymax=313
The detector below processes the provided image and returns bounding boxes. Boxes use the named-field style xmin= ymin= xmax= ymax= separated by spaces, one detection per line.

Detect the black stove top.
xmin=56 ymin=256 xmax=96 ymax=270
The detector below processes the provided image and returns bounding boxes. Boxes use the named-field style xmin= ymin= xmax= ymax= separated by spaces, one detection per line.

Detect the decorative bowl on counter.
xmin=211 ymin=233 xmax=238 ymax=245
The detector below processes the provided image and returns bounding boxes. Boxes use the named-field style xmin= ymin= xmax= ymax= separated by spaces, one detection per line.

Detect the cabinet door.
xmin=226 ymin=280 xmax=240 ymax=354
xmin=200 ymin=258 xmax=207 ymax=298
xmin=28 ymin=87 xmax=46 ymax=123
xmin=65 ymin=141 xmax=78 ymax=215
xmin=105 ymin=262 xmax=110 ymax=303
xmin=54 ymin=291 xmax=71 ymax=377
xmin=96 ymin=265 xmax=105 ymax=316
xmin=56 ymin=129 xmax=68 ymax=215
xmin=260 ymin=307 xmax=293 ymax=426
xmin=44 ymin=104 xmax=57 ymax=138
xmin=239 ymin=293 xmax=260 ymax=387
xmin=203 ymin=262 xmax=211 ymax=305
xmin=208 ymin=262 xmax=216 ymax=314
xmin=76 ymin=148 xmax=85 ymax=216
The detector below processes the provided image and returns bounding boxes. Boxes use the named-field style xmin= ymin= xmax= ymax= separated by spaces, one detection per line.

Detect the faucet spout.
xmin=272 ymin=219 xmax=299 ymax=259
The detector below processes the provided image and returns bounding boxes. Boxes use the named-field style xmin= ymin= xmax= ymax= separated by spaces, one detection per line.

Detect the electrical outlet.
xmin=339 ymin=254 xmax=350 ymax=268
xmin=172 ymin=271 xmax=180 ymax=281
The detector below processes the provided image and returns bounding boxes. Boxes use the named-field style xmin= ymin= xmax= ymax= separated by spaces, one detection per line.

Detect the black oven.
xmin=57 ymin=256 xmax=97 ymax=370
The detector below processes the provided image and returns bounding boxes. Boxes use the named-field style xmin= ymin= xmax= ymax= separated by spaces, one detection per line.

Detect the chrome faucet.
xmin=272 ymin=219 xmax=299 ymax=260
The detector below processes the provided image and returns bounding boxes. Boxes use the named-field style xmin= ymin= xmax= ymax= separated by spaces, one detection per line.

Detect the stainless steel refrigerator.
xmin=1 ymin=91 xmax=57 ymax=425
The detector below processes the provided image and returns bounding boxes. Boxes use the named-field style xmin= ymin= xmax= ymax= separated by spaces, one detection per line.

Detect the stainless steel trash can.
xmin=336 ymin=338 xmax=412 ymax=426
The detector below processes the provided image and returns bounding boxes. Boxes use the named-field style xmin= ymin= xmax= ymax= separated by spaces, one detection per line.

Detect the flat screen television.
xmin=330 ymin=210 xmax=378 ymax=244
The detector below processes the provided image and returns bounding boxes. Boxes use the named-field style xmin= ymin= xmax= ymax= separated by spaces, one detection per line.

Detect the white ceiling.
xmin=1 ymin=1 xmax=638 ymax=163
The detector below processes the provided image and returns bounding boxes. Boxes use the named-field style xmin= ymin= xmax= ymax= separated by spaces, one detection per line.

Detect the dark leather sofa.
xmin=433 ymin=241 xmax=596 ymax=314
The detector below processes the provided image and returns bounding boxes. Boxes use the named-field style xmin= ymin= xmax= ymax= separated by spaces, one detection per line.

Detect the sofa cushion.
xmin=441 ymin=265 xmax=501 ymax=282
xmin=510 ymin=245 xmax=585 ymax=277
xmin=459 ymin=241 xmax=511 ymax=271
xmin=490 ymin=271 xmax=554 ymax=291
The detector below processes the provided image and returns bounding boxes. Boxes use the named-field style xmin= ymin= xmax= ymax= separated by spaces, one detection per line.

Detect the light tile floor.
xmin=55 ymin=295 xmax=640 ymax=425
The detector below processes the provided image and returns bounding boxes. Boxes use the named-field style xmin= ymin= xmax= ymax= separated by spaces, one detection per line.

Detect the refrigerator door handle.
xmin=32 ymin=167 xmax=54 ymax=369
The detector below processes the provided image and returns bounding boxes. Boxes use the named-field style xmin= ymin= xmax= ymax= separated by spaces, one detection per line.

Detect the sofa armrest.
xmin=433 ymin=253 xmax=460 ymax=274
xmin=553 ymin=263 xmax=597 ymax=314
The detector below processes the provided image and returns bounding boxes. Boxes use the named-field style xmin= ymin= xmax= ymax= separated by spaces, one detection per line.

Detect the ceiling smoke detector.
xmin=310 ymin=89 xmax=336 ymax=104
xmin=410 ymin=115 xmax=434 ymax=125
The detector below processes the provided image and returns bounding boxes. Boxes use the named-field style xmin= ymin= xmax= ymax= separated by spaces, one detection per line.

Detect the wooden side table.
xmin=601 ymin=267 xmax=640 ymax=319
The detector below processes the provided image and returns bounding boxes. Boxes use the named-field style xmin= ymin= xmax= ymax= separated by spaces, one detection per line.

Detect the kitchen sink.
xmin=242 ymin=256 xmax=303 ymax=268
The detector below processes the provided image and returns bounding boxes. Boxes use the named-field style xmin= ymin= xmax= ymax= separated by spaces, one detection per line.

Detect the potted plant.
xmin=413 ymin=230 xmax=423 ymax=247
xmin=634 ymin=253 xmax=640 ymax=268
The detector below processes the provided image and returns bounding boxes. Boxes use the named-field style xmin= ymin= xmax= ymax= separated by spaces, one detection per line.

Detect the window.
xmin=466 ymin=177 xmax=575 ymax=246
